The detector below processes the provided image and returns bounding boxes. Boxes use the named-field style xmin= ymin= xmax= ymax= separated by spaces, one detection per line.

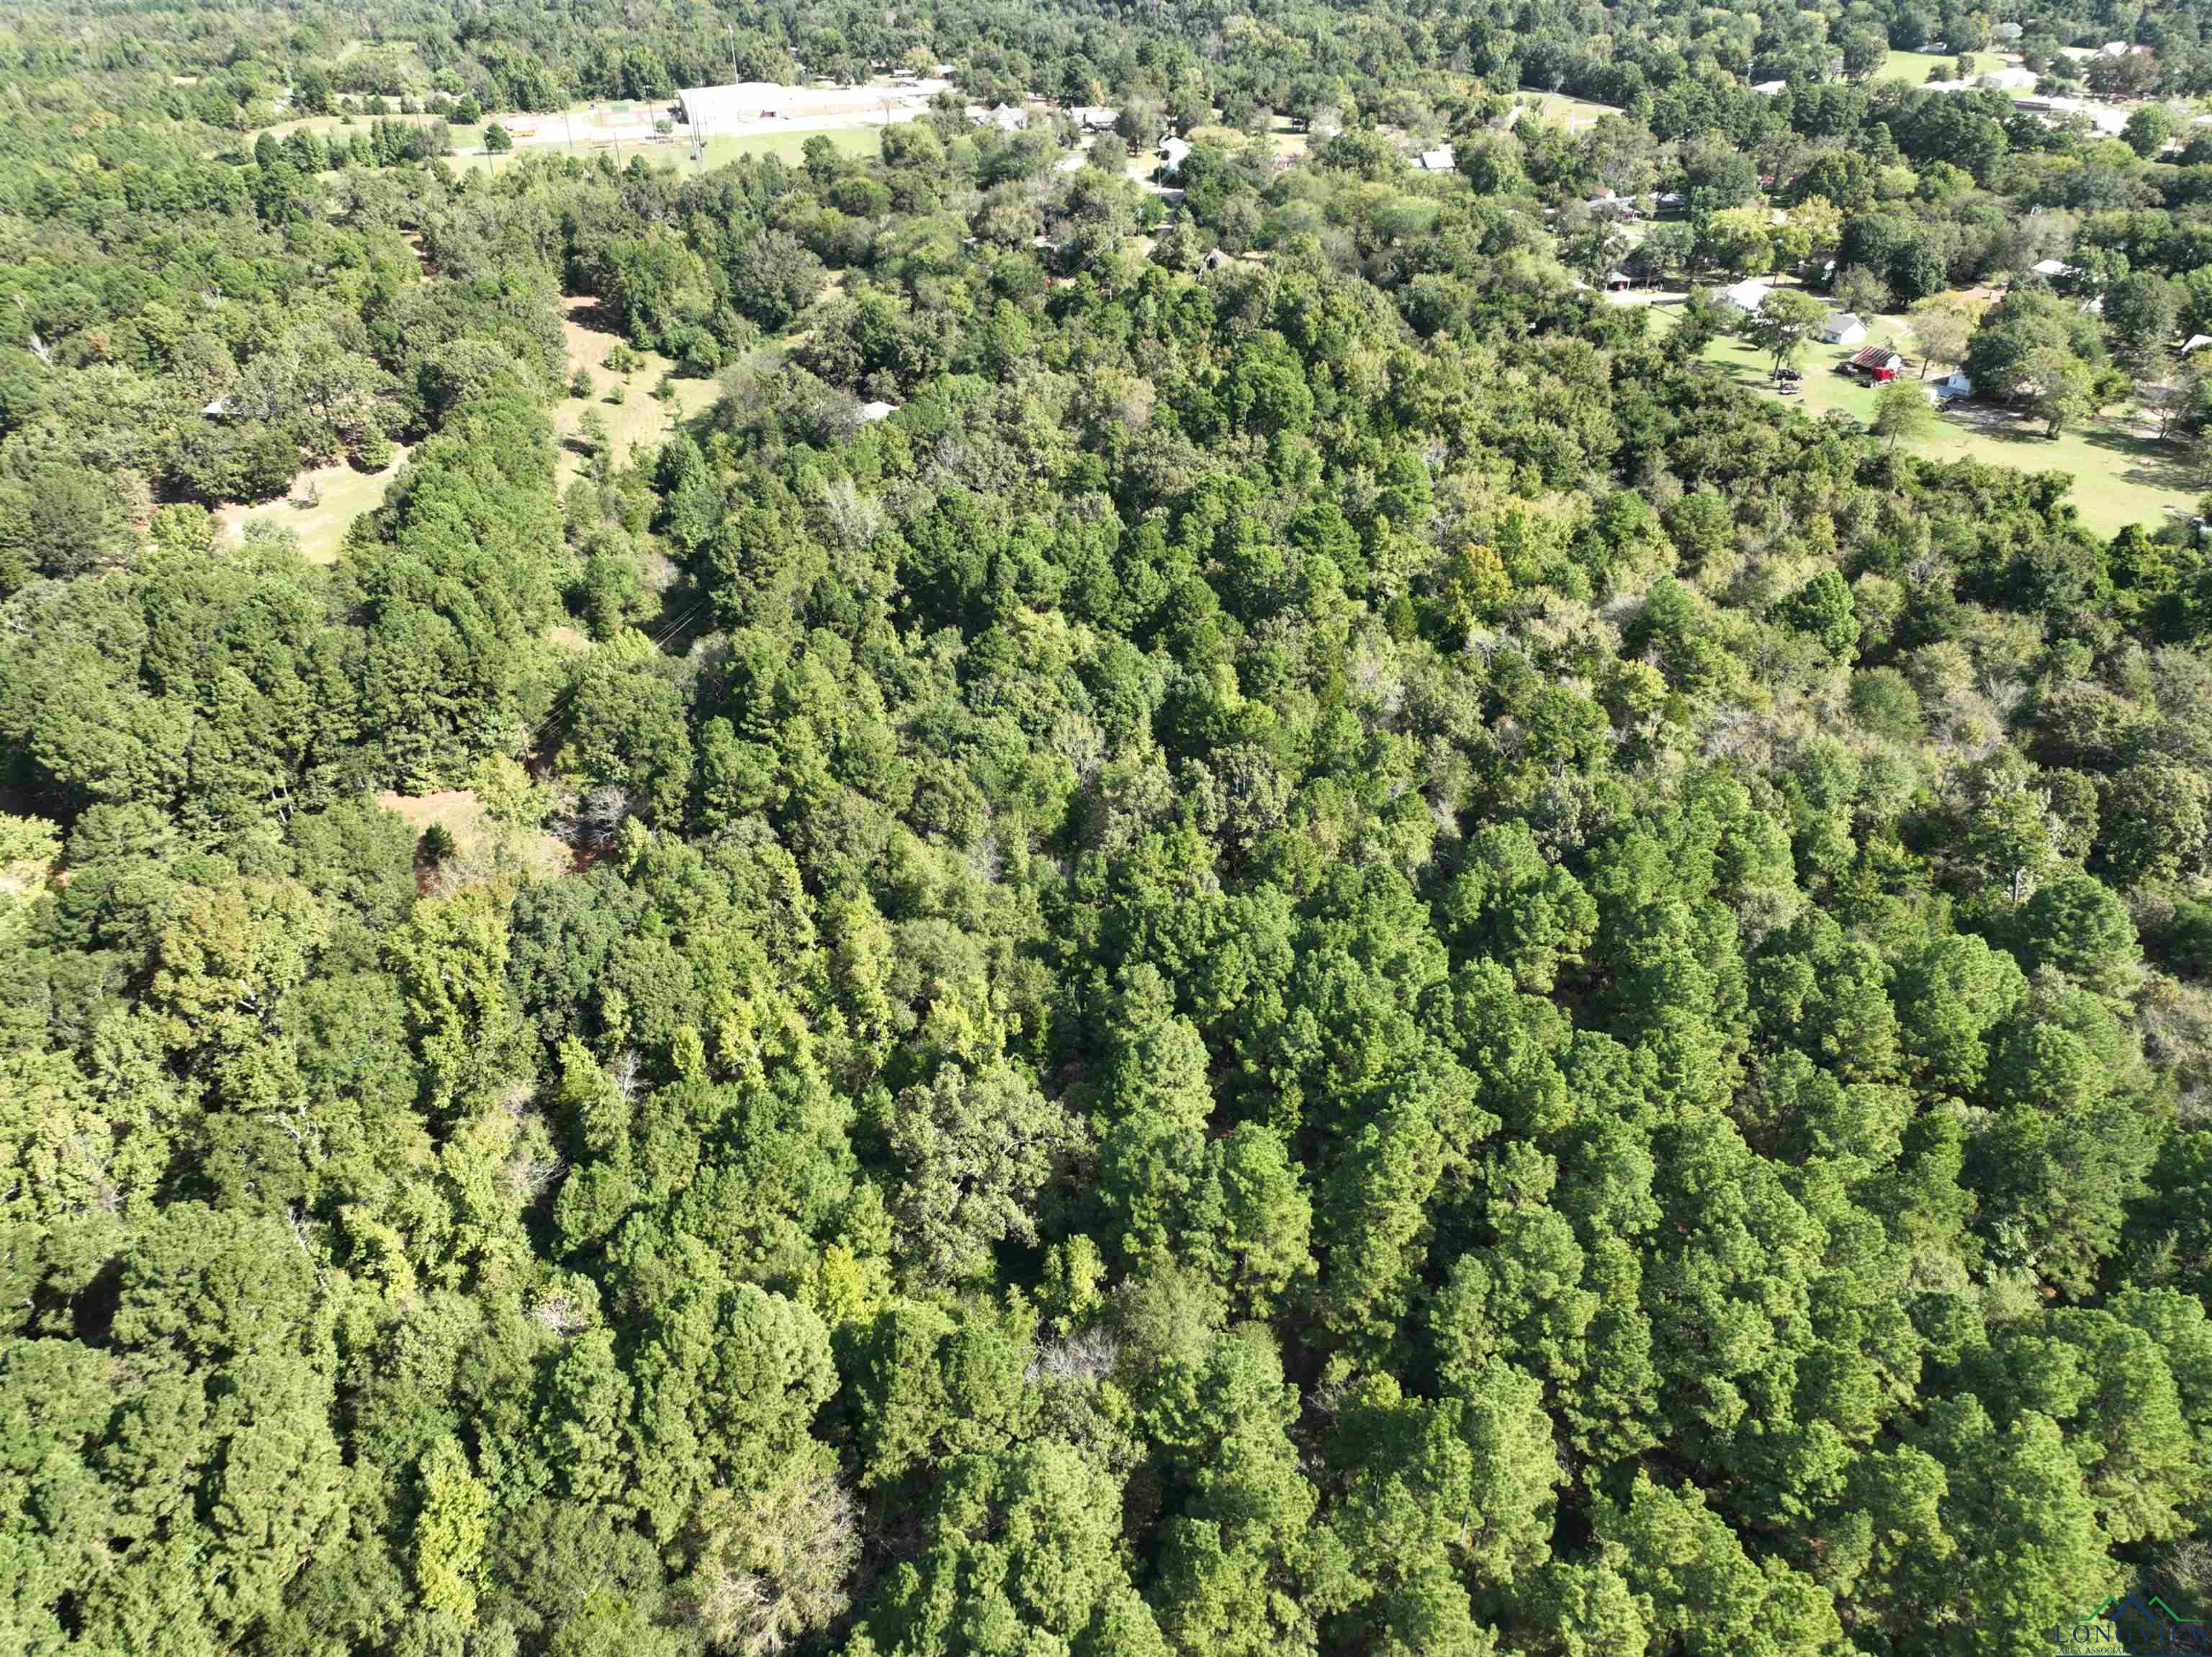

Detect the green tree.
xmin=1870 ymin=380 xmax=1941 ymax=451
xmin=887 ymin=1062 xmax=1084 ymax=1286
xmin=1742 ymin=288 xmax=1832 ymax=375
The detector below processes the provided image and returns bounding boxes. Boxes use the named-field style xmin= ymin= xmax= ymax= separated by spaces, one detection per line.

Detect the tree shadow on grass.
xmin=2080 ymin=423 xmax=2200 ymax=496
xmin=565 ymin=297 xmax=624 ymax=337
xmin=1939 ymin=400 xmax=2052 ymax=447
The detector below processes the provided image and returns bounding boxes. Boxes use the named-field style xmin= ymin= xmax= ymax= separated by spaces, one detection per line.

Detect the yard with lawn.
xmin=1647 ymin=301 xmax=2195 ymax=536
xmin=1876 ymin=47 xmax=2008 ymax=83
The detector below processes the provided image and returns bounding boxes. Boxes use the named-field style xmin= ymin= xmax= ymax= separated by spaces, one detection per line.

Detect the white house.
xmin=1417 ymin=144 xmax=1456 ymax=171
xmin=1750 ymin=78 xmax=1789 ymax=96
xmin=1932 ymin=369 xmax=1973 ymax=400
xmin=986 ymin=102 xmax=1028 ymax=133
xmin=2030 ymin=256 xmax=2075 ymax=279
xmin=1159 ymin=135 xmax=1191 ymax=179
xmin=1069 ymin=105 xmax=1120 ymax=132
xmin=1721 ymin=277 xmax=1773 ymax=313
xmin=1821 ymin=313 xmax=1868 ymax=346
xmin=858 ymin=400 xmax=899 ymax=423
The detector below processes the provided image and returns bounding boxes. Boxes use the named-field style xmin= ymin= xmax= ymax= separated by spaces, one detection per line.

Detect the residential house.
xmin=1721 ymin=277 xmax=1773 ymax=313
xmin=1821 ymin=313 xmax=1868 ymax=346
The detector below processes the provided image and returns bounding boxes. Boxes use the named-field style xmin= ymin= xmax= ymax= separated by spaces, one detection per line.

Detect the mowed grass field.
xmin=1646 ymin=301 xmax=2192 ymax=537
xmin=1876 ymin=48 xmax=2008 ymax=83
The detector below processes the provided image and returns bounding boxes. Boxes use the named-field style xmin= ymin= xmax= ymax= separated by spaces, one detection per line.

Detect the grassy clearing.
xmin=697 ymin=126 xmax=880 ymax=166
xmin=1647 ymin=302 xmax=2190 ymax=536
xmin=554 ymin=296 xmax=719 ymax=486
xmin=215 ymin=449 xmax=408 ymax=564
xmin=1876 ymin=48 xmax=2008 ymax=84
xmin=248 ymin=106 xmax=405 ymax=145
xmin=441 ymin=121 xmax=882 ymax=176
xmin=375 ymin=789 xmax=492 ymax=856
xmin=375 ymin=788 xmax=570 ymax=884
xmin=1517 ymin=90 xmax=1623 ymax=129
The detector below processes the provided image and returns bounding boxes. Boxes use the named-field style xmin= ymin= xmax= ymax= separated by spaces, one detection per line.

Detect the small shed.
xmin=1417 ymin=145 xmax=1457 ymax=171
xmin=1604 ymin=270 xmax=1633 ymax=292
xmin=857 ymin=400 xmax=899 ymax=423
xmin=1821 ymin=313 xmax=1867 ymax=346
xmin=1932 ymin=369 xmax=1973 ymax=400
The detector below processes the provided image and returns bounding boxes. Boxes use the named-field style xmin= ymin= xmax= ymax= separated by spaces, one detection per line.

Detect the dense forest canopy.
xmin=12 ymin=0 xmax=2212 ymax=1654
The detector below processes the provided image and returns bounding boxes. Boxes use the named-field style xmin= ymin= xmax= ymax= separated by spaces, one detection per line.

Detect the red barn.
xmin=1848 ymin=345 xmax=1907 ymax=382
